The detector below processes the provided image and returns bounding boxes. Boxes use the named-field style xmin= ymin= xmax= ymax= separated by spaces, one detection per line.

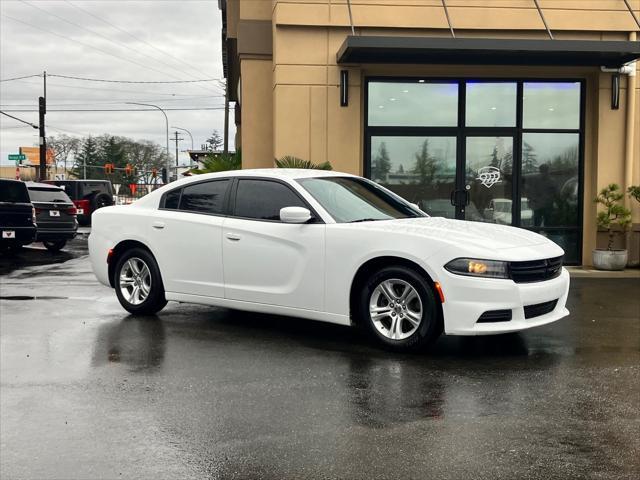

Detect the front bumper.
xmin=440 ymin=267 xmax=570 ymax=335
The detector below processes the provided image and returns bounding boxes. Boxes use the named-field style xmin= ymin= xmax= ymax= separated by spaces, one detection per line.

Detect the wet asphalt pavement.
xmin=1 ymin=236 xmax=639 ymax=480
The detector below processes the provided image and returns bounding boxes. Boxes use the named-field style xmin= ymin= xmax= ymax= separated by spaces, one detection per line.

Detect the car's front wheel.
xmin=114 ymin=248 xmax=167 ymax=315
xmin=359 ymin=266 xmax=441 ymax=352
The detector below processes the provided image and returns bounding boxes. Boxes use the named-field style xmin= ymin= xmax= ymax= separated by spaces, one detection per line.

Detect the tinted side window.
xmin=163 ymin=189 xmax=181 ymax=209
xmin=179 ymin=180 xmax=229 ymax=214
xmin=234 ymin=179 xmax=307 ymax=221
xmin=80 ymin=182 xmax=112 ymax=199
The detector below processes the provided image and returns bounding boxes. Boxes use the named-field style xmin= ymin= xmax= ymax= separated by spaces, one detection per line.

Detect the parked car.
xmin=44 ymin=179 xmax=113 ymax=225
xmin=89 ymin=169 xmax=569 ymax=352
xmin=26 ymin=182 xmax=78 ymax=252
xmin=0 ymin=179 xmax=37 ymax=252
xmin=484 ymin=198 xmax=534 ymax=226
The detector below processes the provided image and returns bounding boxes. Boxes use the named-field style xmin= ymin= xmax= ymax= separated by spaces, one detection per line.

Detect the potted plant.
xmin=593 ymin=183 xmax=631 ymax=270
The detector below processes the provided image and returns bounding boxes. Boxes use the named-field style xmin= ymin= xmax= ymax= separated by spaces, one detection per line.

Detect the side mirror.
xmin=280 ymin=206 xmax=312 ymax=224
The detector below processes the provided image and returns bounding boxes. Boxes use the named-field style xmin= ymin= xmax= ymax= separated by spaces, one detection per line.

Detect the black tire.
xmin=43 ymin=239 xmax=66 ymax=252
xmin=91 ymin=192 xmax=112 ymax=210
xmin=114 ymin=248 xmax=167 ymax=315
xmin=358 ymin=265 xmax=442 ymax=352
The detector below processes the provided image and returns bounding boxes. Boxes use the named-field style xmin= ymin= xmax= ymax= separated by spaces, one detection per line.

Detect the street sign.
xmin=8 ymin=154 xmax=27 ymax=161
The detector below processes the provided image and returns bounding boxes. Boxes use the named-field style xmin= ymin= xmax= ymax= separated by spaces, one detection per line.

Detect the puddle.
xmin=0 ymin=295 xmax=68 ymax=301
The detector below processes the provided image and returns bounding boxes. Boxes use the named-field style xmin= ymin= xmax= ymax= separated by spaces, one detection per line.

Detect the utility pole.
xmin=38 ymin=70 xmax=47 ymax=181
xmin=172 ymin=131 xmax=184 ymax=170
xmin=223 ymin=79 xmax=229 ymax=155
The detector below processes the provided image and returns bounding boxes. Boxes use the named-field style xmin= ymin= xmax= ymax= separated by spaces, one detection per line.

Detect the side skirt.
xmin=165 ymin=292 xmax=351 ymax=326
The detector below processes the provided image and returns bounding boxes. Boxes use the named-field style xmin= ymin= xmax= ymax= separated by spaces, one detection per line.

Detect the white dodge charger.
xmin=89 ymin=169 xmax=569 ymax=351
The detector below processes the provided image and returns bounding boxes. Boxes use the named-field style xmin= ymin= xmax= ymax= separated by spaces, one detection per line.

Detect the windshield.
xmin=297 ymin=177 xmax=424 ymax=223
xmin=28 ymin=187 xmax=71 ymax=203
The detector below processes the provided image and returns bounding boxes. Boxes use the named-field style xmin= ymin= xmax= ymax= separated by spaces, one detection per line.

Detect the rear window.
xmin=0 ymin=181 xmax=30 ymax=203
xmin=28 ymin=187 xmax=71 ymax=203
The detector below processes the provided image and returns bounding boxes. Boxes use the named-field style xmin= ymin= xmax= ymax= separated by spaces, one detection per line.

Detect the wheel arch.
xmin=349 ymin=255 xmax=443 ymax=326
xmin=108 ymin=239 xmax=157 ymax=288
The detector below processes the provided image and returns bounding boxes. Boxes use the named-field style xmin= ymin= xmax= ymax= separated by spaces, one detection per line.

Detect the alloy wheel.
xmin=369 ymin=278 xmax=423 ymax=340
xmin=119 ymin=257 xmax=151 ymax=305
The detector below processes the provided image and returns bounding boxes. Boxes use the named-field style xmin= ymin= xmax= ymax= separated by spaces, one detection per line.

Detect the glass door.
xmin=461 ymin=136 xmax=515 ymax=224
xmin=370 ymin=136 xmax=457 ymax=219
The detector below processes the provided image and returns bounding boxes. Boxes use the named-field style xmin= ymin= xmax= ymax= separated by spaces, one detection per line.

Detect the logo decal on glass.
xmin=476 ymin=166 xmax=501 ymax=188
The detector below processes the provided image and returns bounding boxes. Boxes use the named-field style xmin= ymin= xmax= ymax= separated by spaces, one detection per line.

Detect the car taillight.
xmin=67 ymin=206 xmax=77 ymax=216
xmin=34 ymin=207 xmax=43 ymax=215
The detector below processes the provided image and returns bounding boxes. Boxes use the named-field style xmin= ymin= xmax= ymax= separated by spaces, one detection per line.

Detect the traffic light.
xmin=151 ymin=167 xmax=157 ymax=178
xmin=125 ymin=164 xmax=132 ymax=176
xmin=104 ymin=163 xmax=114 ymax=174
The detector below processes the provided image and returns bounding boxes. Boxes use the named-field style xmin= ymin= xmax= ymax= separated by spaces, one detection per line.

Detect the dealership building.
xmin=219 ymin=0 xmax=640 ymax=266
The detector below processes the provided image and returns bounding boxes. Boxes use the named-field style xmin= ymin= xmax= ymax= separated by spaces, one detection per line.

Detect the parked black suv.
xmin=26 ymin=182 xmax=78 ymax=252
xmin=0 ymin=179 xmax=37 ymax=252
xmin=45 ymin=180 xmax=113 ymax=225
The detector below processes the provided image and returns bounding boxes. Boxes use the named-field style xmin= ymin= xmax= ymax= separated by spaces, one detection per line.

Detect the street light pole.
xmin=171 ymin=126 xmax=194 ymax=168
xmin=126 ymin=102 xmax=170 ymax=179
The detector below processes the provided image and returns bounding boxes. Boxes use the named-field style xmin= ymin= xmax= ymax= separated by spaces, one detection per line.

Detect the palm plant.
xmin=191 ymin=150 xmax=241 ymax=174
xmin=275 ymin=155 xmax=332 ymax=170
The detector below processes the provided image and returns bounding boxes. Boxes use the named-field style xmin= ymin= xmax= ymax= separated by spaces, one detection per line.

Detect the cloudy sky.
xmin=0 ymin=0 xmax=234 ymax=166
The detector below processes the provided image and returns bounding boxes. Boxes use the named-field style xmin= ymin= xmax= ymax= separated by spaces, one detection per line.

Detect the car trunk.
xmin=27 ymin=187 xmax=76 ymax=230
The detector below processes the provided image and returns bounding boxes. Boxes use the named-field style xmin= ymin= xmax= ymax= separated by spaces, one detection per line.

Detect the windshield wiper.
xmin=348 ymin=218 xmax=383 ymax=223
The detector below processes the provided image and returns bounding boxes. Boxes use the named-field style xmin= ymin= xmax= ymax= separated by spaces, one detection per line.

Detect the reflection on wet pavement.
xmin=1 ymin=242 xmax=639 ymax=479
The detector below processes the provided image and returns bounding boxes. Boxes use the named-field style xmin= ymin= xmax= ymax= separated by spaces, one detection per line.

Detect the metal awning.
xmin=337 ymin=36 xmax=640 ymax=68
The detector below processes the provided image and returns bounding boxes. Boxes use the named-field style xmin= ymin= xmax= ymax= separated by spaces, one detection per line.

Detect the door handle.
xmin=152 ymin=221 xmax=165 ymax=229
xmin=226 ymin=233 xmax=241 ymax=241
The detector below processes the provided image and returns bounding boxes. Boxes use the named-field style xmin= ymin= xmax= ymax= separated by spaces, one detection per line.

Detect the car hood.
xmin=348 ymin=217 xmax=553 ymax=251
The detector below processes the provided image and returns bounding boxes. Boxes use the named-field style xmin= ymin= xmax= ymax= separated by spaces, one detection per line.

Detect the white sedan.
xmin=89 ymin=169 xmax=570 ymax=351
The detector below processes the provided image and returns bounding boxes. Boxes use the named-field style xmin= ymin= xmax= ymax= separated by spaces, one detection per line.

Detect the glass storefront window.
xmin=465 ymin=82 xmax=517 ymax=127
xmin=523 ymin=82 xmax=580 ymax=129
xmin=368 ymin=81 xmax=458 ymax=127
xmin=370 ymin=136 xmax=457 ymax=217
xmin=520 ymin=133 xmax=579 ymax=228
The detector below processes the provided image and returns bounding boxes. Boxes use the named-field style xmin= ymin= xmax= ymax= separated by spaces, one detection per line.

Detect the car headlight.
xmin=444 ymin=258 xmax=509 ymax=279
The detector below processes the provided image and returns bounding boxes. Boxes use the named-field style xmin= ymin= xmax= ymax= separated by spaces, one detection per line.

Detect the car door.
xmin=222 ymin=178 xmax=325 ymax=311
xmin=149 ymin=178 xmax=230 ymax=298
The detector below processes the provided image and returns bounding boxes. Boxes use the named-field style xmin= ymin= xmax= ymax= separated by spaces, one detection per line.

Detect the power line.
xmin=1 ymin=13 xmax=208 ymax=84
xmin=1 ymin=96 xmax=224 ymax=107
xmin=9 ymin=77 xmax=217 ymax=97
xmin=18 ymin=0 xmax=220 ymax=94
xmin=2 ymin=107 xmax=226 ymax=112
xmin=64 ymin=0 xmax=218 ymax=81
xmin=0 ymin=110 xmax=38 ymax=128
xmin=0 ymin=74 xmax=42 ymax=82
xmin=47 ymin=73 xmax=220 ymax=84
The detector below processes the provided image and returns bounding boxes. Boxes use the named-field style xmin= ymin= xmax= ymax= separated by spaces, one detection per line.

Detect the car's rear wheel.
xmin=43 ymin=240 xmax=66 ymax=252
xmin=358 ymin=266 xmax=441 ymax=352
xmin=114 ymin=248 xmax=167 ymax=315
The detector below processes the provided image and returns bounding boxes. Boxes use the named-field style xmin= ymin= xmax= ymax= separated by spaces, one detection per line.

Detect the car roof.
xmin=26 ymin=181 xmax=63 ymax=190
xmin=189 ymin=168 xmax=354 ymax=182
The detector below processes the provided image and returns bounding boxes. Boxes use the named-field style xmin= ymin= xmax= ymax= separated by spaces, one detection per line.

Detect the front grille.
xmin=524 ymin=299 xmax=558 ymax=319
xmin=477 ymin=309 xmax=513 ymax=323
xmin=510 ymin=256 xmax=563 ymax=283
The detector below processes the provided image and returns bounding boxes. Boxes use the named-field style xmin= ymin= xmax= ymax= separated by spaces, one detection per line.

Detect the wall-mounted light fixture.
xmin=611 ymin=74 xmax=620 ymax=109
xmin=340 ymin=70 xmax=348 ymax=107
